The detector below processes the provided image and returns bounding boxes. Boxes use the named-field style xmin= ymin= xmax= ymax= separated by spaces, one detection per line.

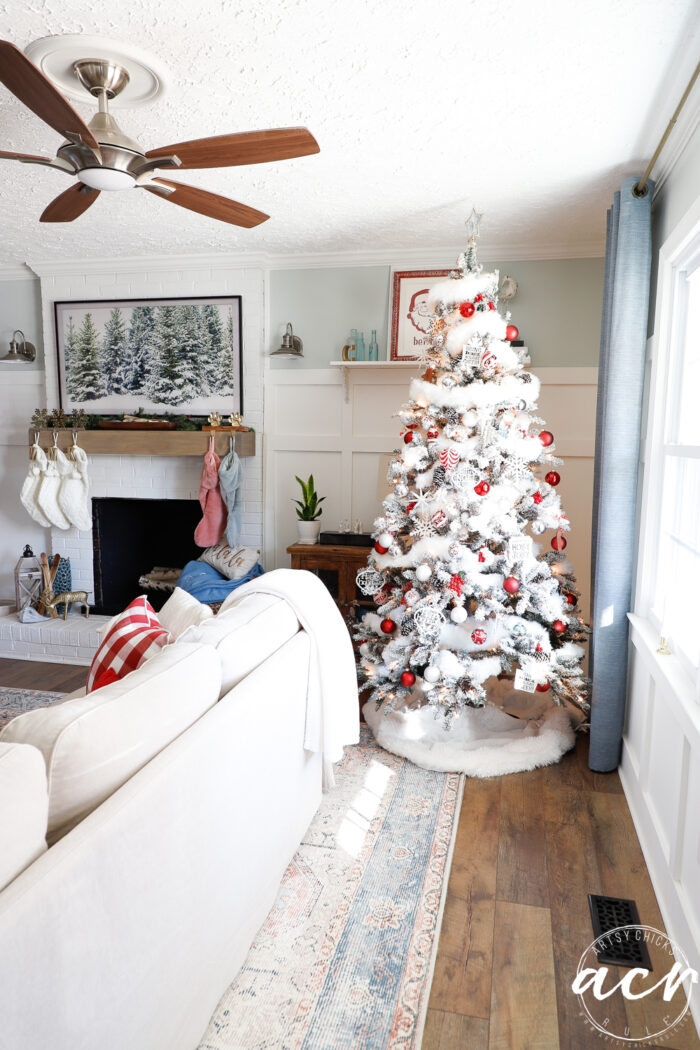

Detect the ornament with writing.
xmin=507 ymin=537 xmax=532 ymax=563
xmin=461 ymin=346 xmax=482 ymax=368
xmin=514 ymin=669 xmax=537 ymax=693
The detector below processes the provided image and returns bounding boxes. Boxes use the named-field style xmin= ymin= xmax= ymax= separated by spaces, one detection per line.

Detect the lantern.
xmin=14 ymin=545 xmax=42 ymax=612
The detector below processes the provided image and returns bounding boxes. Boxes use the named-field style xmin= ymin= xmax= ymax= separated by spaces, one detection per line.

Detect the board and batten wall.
xmin=620 ymin=117 xmax=700 ymax=1028
xmin=264 ymin=364 xmax=598 ymax=627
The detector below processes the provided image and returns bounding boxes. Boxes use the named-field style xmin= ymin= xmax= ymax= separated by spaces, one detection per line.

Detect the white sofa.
xmin=0 ymin=594 xmax=325 ymax=1050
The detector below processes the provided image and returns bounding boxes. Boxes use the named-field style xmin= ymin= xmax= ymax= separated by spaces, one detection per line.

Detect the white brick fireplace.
xmin=0 ymin=255 xmax=266 ymax=665
xmin=30 ymin=254 xmax=266 ymax=605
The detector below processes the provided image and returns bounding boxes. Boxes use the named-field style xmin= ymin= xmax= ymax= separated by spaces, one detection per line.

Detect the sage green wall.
xmin=269 ymin=257 xmax=605 ymax=369
xmin=0 ymin=277 xmax=43 ymax=369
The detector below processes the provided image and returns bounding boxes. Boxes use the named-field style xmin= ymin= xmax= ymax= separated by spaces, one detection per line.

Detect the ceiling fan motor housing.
xmin=61 ymin=60 xmax=145 ymax=190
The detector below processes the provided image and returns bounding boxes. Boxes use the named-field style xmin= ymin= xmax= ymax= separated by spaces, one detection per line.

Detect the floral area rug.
xmin=199 ymin=728 xmax=463 ymax=1050
xmin=0 ymin=687 xmax=65 ymax=730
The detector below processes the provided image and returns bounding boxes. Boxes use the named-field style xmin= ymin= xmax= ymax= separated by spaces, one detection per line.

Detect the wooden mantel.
xmin=28 ymin=428 xmax=256 ymax=458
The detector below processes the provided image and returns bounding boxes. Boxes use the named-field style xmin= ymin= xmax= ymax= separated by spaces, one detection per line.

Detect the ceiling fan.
xmin=0 ymin=40 xmax=319 ymax=227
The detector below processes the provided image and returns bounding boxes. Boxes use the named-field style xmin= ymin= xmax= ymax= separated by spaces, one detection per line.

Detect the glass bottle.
xmin=355 ymin=330 xmax=365 ymax=361
xmin=368 ymin=329 xmax=379 ymax=361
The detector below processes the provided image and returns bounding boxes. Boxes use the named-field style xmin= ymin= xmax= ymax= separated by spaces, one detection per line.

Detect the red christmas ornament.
xmin=471 ymin=628 xmax=487 ymax=645
xmin=374 ymin=542 xmax=388 ymax=555
xmin=400 ymin=670 xmax=416 ymax=688
xmin=459 ymin=301 xmax=475 ymax=318
xmin=539 ymin=430 xmax=554 ymax=447
xmin=407 ymin=423 xmax=418 ymax=429
xmin=552 ymin=620 xmax=566 ymax=634
xmin=505 ymin=324 xmax=519 ymax=341
xmin=474 ymin=481 xmax=490 ymax=496
xmin=551 ymin=535 xmax=568 ymax=551
xmin=536 ymin=681 xmax=550 ymax=692
xmin=380 ymin=618 xmax=396 ymax=634
xmin=406 ymin=501 xmax=417 ymax=513
xmin=504 ymin=576 xmax=520 ymax=594
xmin=566 ymin=593 xmax=577 ymax=606
xmin=545 ymin=471 xmax=560 ymax=486
xmin=427 ymin=428 xmax=439 ymax=442
xmin=404 ymin=432 xmax=414 ymax=444
xmin=533 ymin=492 xmax=543 ymax=505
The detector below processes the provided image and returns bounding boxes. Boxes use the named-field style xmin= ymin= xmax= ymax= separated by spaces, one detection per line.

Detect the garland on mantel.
xmin=30 ymin=408 xmax=210 ymax=431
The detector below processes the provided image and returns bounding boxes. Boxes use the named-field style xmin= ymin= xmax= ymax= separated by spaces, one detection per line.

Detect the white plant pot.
xmin=296 ymin=520 xmax=322 ymax=545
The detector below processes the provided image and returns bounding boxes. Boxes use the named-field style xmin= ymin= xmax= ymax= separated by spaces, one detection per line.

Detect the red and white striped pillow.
xmin=87 ymin=596 xmax=171 ymax=693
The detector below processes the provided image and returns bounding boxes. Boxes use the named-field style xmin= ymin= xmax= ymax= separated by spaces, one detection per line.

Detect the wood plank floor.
xmin=425 ymin=732 xmax=700 ymax=1050
xmin=2 ymin=659 xmax=697 ymax=1049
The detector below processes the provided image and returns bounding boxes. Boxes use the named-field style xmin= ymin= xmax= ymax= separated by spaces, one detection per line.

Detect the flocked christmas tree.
xmin=355 ymin=212 xmax=589 ymax=722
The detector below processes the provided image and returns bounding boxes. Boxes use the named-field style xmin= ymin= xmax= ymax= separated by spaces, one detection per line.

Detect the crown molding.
xmin=22 ymin=239 xmax=604 ymax=281
xmin=25 ymin=252 xmax=268 ymax=279
xmin=0 ymin=263 xmax=37 ymax=281
xmin=266 ymin=241 xmax=605 ymax=269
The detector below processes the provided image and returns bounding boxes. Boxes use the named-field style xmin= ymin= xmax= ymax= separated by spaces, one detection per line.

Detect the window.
xmin=644 ymin=228 xmax=700 ymax=680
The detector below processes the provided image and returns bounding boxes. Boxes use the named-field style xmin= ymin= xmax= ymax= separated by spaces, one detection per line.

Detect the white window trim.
xmin=633 ymin=194 xmax=700 ymax=702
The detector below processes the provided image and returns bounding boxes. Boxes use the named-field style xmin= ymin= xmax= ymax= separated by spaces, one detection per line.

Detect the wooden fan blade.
xmin=0 ymin=148 xmax=52 ymax=164
xmin=145 ymin=127 xmax=319 ymax=169
xmin=0 ymin=41 xmax=99 ymax=149
xmin=40 ymin=184 xmax=100 ymax=222
xmin=145 ymin=179 xmax=268 ymax=228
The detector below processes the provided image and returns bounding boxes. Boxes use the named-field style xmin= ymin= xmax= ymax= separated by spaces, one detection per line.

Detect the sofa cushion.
xmin=175 ymin=593 xmax=300 ymax=696
xmin=158 ymin=586 xmax=214 ymax=640
xmin=0 ymin=742 xmax=48 ymax=890
xmin=0 ymin=643 xmax=221 ymax=843
xmin=86 ymin=596 xmax=171 ymax=692
xmin=200 ymin=542 xmax=261 ymax=580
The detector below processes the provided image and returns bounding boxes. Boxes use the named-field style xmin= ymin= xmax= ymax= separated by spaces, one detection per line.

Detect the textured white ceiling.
xmin=0 ymin=0 xmax=698 ymax=265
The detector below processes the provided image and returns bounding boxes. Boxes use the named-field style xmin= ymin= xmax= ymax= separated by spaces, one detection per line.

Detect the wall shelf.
xmin=329 ymin=359 xmax=421 ymax=401
xmin=28 ymin=428 xmax=256 ymax=458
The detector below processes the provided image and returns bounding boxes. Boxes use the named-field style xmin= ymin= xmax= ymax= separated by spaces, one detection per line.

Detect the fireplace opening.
xmin=92 ymin=498 xmax=203 ymax=615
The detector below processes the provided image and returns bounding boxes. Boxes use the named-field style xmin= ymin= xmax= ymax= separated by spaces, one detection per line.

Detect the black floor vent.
xmin=587 ymin=894 xmax=653 ymax=970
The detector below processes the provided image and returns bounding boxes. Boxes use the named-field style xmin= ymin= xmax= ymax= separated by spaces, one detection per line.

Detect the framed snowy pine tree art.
xmin=54 ymin=296 xmax=243 ymax=415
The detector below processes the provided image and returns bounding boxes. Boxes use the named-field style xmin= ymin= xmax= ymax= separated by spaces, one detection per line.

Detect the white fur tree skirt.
xmin=362 ymin=694 xmax=576 ymax=777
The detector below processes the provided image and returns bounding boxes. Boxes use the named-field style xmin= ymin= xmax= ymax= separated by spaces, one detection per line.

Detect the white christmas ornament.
xmin=423 ymin=664 xmax=441 ymax=683
xmin=378 ymin=532 xmax=393 ymax=548
xmin=450 ymin=606 xmax=467 ymax=623
xmin=415 ymin=563 xmax=432 ymax=582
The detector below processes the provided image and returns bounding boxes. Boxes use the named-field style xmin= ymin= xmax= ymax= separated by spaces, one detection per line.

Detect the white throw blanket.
xmin=220 ymin=569 xmax=360 ymax=788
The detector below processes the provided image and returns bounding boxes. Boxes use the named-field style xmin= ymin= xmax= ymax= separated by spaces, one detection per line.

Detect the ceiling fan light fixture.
xmin=77 ymin=167 xmax=135 ymax=191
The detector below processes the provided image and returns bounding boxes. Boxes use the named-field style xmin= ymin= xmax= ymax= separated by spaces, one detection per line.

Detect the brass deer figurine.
xmin=39 ymin=588 xmax=90 ymax=621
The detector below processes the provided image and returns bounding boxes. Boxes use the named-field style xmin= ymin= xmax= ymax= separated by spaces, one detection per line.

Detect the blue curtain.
xmin=589 ymin=177 xmax=654 ymax=771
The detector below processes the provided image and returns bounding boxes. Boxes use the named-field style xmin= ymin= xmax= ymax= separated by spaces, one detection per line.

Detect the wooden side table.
xmin=286 ymin=543 xmax=372 ymax=620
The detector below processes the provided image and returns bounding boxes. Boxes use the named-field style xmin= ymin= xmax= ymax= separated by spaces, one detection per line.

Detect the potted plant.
xmin=294 ymin=474 xmax=325 ymax=545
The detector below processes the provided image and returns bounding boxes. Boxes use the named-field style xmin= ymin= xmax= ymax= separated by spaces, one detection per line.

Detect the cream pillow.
xmin=0 ymin=742 xmax=49 ymax=891
xmin=176 ymin=593 xmax=299 ymax=696
xmin=0 ymin=643 xmax=221 ymax=843
xmin=159 ymin=587 xmax=214 ymax=640
xmin=199 ymin=543 xmax=260 ymax=580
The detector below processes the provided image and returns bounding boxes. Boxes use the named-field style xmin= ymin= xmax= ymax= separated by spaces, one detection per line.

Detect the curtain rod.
xmin=633 ymin=61 xmax=699 ymax=197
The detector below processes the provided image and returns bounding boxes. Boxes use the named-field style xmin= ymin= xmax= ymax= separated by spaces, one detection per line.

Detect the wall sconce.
xmin=3 ymin=330 xmax=36 ymax=363
xmin=270 ymin=322 xmax=303 ymax=360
